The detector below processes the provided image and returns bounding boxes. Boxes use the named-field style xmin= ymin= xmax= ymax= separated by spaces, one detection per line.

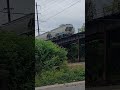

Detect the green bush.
xmin=35 ymin=39 xmax=67 ymax=74
xmin=0 ymin=32 xmax=35 ymax=90
xmin=67 ymin=43 xmax=79 ymax=62
xmin=35 ymin=66 xmax=85 ymax=87
xmin=35 ymin=39 xmax=85 ymax=87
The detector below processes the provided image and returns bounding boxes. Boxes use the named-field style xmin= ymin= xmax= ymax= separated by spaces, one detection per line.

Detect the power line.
xmin=44 ymin=0 xmax=58 ymax=5
xmin=39 ymin=0 xmax=81 ymax=19
xmin=35 ymin=0 xmax=81 ymax=34
xmin=36 ymin=0 xmax=79 ymax=19
xmin=0 ymin=11 xmax=28 ymax=15
xmin=0 ymin=11 xmax=42 ymax=15
xmin=35 ymin=20 xmax=46 ymax=22
xmin=44 ymin=0 xmax=81 ymax=21
xmin=36 ymin=0 xmax=76 ymax=17
xmin=35 ymin=29 xmax=46 ymax=32
xmin=39 ymin=0 xmax=75 ymax=14
xmin=40 ymin=0 xmax=64 ymax=11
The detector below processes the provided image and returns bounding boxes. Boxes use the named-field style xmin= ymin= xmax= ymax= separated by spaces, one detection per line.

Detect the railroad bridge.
xmin=51 ymin=32 xmax=85 ymax=46
xmin=49 ymin=32 xmax=85 ymax=62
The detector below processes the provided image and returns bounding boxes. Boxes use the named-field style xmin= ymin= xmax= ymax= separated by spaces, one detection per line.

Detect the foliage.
xmin=35 ymin=39 xmax=85 ymax=87
xmin=35 ymin=65 xmax=85 ymax=87
xmin=78 ymin=23 xmax=85 ymax=32
xmin=103 ymin=0 xmax=120 ymax=15
xmin=35 ymin=39 xmax=67 ymax=74
xmin=67 ymin=43 xmax=79 ymax=62
xmin=86 ymin=40 xmax=104 ymax=82
xmin=0 ymin=32 xmax=35 ymax=90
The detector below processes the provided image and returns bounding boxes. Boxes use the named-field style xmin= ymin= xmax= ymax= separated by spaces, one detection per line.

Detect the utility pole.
xmin=36 ymin=2 xmax=40 ymax=35
xmin=6 ymin=0 xmax=11 ymax=22
xmin=78 ymin=39 xmax=80 ymax=62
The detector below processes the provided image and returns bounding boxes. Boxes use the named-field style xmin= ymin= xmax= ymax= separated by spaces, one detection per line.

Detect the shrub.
xmin=67 ymin=43 xmax=79 ymax=63
xmin=0 ymin=32 xmax=35 ymax=90
xmin=35 ymin=39 xmax=67 ymax=74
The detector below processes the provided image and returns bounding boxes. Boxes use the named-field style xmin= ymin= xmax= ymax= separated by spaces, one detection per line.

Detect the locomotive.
xmin=36 ymin=24 xmax=75 ymax=40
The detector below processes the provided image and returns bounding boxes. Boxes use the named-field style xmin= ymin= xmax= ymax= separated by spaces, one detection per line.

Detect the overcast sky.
xmin=35 ymin=0 xmax=85 ymax=36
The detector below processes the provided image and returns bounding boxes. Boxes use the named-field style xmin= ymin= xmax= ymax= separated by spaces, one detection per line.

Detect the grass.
xmin=35 ymin=63 xmax=85 ymax=87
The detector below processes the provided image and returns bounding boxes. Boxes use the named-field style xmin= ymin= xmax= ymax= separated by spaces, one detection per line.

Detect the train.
xmin=36 ymin=24 xmax=75 ymax=40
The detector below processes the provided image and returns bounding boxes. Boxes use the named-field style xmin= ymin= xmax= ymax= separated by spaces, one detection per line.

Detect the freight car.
xmin=36 ymin=24 xmax=75 ymax=40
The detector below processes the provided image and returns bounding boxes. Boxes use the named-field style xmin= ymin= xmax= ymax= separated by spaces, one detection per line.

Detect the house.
xmin=0 ymin=13 xmax=34 ymax=35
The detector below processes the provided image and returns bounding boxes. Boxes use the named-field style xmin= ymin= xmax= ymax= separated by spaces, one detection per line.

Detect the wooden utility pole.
xmin=6 ymin=0 xmax=11 ymax=22
xmin=78 ymin=39 xmax=80 ymax=62
xmin=36 ymin=2 xmax=40 ymax=35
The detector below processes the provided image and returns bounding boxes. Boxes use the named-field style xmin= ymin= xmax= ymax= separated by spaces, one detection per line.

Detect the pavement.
xmin=35 ymin=81 xmax=85 ymax=90
xmin=35 ymin=81 xmax=120 ymax=90
xmin=86 ymin=85 xmax=120 ymax=90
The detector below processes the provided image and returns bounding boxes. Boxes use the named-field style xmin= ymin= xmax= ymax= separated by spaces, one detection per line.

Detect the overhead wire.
xmin=35 ymin=0 xmax=82 ymax=34
xmin=0 ymin=10 xmax=41 ymax=15
xmin=36 ymin=0 xmax=82 ymax=34
xmin=41 ymin=0 xmax=59 ymax=7
xmin=40 ymin=0 xmax=65 ymax=11
xmin=39 ymin=0 xmax=75 ymax=14
xmin=36 ymin=0 xmax=82 ymax=20
xmin=43 ymin=0 xmax=81 ymax=21
xmin=0 ymin=10 xmax=28 ymax=15
xmin=38 ymin=0 xmax=81 ymax=20
xmin=36 ymin=0 xmax=69 ymax=21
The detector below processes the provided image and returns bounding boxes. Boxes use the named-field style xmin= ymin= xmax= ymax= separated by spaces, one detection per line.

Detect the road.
xmin=86 ymin=85 xmax=120 ymax=90
xmin=35 ymin=81 xmax=85 ymax=90
xmin=36 ymin=81 xmax=120 ymax=90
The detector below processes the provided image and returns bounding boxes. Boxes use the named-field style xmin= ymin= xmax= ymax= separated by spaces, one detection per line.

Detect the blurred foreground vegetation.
xmin=0 ymin=32 xmax=34 ymax=90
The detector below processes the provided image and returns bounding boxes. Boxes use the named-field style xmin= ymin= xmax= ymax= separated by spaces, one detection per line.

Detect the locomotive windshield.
xmin=65 ymin=27 xmax=73 ymax=31
xmin=47 ymin=33 xmax=52 ymax=39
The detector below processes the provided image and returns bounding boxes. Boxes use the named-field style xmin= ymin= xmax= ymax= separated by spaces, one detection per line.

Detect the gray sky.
xmin=35 ymin=0 xmax=85 ymax=36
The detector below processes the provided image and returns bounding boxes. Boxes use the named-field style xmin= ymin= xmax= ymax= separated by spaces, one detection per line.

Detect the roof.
xmin=86 ymin=12 xmax=120 ymax=24
xmin=0 ymin=13 xmax=34 ymax=27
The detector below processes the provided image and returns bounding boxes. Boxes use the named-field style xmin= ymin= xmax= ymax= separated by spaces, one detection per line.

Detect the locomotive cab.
xmin=65 ymin=24 xmax=75 ymax=36
xmin=46 ymin=32 xmax=52 ymax=40
xmin=37 ymin=24 xmax=75 ymax=40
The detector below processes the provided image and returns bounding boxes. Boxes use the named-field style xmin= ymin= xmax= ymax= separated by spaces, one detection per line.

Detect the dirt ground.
xmin=67 ymin=62 xmax=85 ymax=69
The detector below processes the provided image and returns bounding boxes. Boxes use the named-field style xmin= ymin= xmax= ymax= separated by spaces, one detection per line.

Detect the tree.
xmin=86 ymin=0 xmax=96 ymax=21
xmin=103 ymin=0 xmax=120 ymax=15
xmin=78 ymin=23 xmax=85 ymax=32
xmin=66 ymin=43 xmax=79 ymax=63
